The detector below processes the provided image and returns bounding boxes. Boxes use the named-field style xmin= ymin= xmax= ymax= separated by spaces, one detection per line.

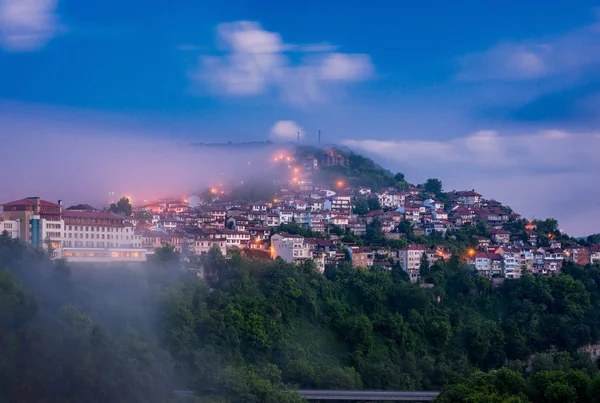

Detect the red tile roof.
xmin=2 ymin=198 xmax=60 ymax=208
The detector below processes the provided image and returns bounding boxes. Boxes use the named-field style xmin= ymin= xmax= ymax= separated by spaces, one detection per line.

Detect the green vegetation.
xmin=109 ymin=196 xmax=133 ymax=216
xmin=3 ymin=231 xmax=600 ymax=402
xmin=315 ymin=149 xmax=408 ymax=191
xmin=439 ymin=365 xmax=600 ymax=403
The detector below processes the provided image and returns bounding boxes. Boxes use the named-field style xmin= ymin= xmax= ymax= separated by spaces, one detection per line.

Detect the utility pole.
xmin=318 ymin=130 xmax=321 ymax=144
xmin=297 ymin=132 xmax=300 ymax=144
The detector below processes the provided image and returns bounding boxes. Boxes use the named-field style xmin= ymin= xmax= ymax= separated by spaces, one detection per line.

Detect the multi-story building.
xmin=349 ymin=247 xmax=374 ymax=269
xmin=1 ymin=197 xmax=63 ymax=250
xmin=182 ymin=227 xmax=227 ymax=256
xmin=499 ymin=248 xmax=521 ymax=279
xmin=140 ymin=229 xmax=185 ymax=253
xmin=270 ymin=232 xmax=311 ymax=262
xmin=329 ymin=196 xmax=352 ymax=215
xmin=224 ymin=230 xmax=251 ymax=248
xmin=398 ymin=244 xmax=426 ymax=282
xmin=61 ymin=210 xmax=146 ymax=263
xmin=0 ymin=219 xmax=20 ymax=239
xmin=1 ymin=198 xmax=148 ymax=262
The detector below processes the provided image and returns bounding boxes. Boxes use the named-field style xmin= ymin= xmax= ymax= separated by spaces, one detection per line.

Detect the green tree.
xmin=419 ymin=252 xmax=430 ymax=281
xmin=367 ymin=197 xmax=381 ymax=212
xmin=353 ymin=198 xmax=369 ymax=215
xmin=423 ymin=178 xmax=443 ymax=194
xmin=109 ymin=197 xmax=133 ymax=216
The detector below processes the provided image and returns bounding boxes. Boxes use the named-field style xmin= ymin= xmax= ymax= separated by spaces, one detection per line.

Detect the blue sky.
xmin=1 ymin=0 xmax=600 ymax=235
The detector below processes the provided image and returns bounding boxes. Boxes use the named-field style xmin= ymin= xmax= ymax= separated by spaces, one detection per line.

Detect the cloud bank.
xmin=456 ymin=12 xmax=600 ymax=81
xmin=191 ymin=21 xmax=374 ymax=105
xmin=0 ymin=0 xmax=61 ymax=51
xmin=0 ymin=111 xmax=275 ymax=209
xmin=345 ymin=130 xmax=600 ymax=236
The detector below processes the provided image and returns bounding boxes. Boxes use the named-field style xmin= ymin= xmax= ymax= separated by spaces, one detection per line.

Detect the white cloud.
xmin=456 ymin=12 xmax=600 ymax=81
xmin=269 ymin=120 xmax=304 ymax=142
xmin=344 ymin=130 xmax=600 ymax=236
xmin=192 ymin=21 xmax=374 ymax=105
xmin=0 ymin=0 xmax=61 ymax=51
xmin=344 ymin=130 xmax=600 ymax=172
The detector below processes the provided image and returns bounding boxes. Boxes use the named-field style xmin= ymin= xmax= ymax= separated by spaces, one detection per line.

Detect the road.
xmin=173 ymin=389 xmax=440 ymax=401
xmin=297 ymin=390 xmax=439 ymax=401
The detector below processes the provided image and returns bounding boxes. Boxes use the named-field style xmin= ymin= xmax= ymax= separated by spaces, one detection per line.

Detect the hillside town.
xmin=1 ymin=147 xmax=599 ymax=283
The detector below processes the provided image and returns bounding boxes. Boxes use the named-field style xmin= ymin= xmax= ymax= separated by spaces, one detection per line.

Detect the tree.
xmin=135 ymin=210 xmax=154 ymax=224
xmin=419 ymin=252 xmax=430 ymax=281
xmin=109 ymin=197 xmax=133 ymax=216
xmin=367 ymin=197 xmax=381 ymax=212
xmin=423 ymin=178 xmax=443 ymax=194
xmin=353 ymin=198 xmax=369 ymax=215
xmin=394 ymin=173 xmax=405 ymax=182
xmin=397 ymin=220 xmax=414 ymax=237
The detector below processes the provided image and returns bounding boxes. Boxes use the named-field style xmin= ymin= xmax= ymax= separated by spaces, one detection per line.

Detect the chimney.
xmin=58 ymin=200 xmax=63 ymax=213
xmin=33 ymin=197 xmax=41 ymax=215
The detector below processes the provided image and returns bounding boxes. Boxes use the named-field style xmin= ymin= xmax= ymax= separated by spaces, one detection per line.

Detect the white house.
xmin=270 ymin=233 xmax=312 ymax=262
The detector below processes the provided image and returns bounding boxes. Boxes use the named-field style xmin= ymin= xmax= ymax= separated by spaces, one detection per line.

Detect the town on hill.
xmin=2 ymin=145 xmax=598 ymax=282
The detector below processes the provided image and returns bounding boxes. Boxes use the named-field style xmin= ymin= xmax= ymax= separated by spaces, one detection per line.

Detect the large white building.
xmin=1 ymin=198 xmax=147 ymax=263
xmin=270 ymin=232 xmax=312 ymax=263
xmin=61 ymin=210 xmax=146 ymax=262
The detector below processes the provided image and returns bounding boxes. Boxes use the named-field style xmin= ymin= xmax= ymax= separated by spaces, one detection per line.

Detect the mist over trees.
xmin=3 ymin=232 xmax=600 ymax=402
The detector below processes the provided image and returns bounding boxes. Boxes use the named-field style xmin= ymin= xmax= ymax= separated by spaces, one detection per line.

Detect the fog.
xmin=0 ymin=113 xmax=285 ymax=207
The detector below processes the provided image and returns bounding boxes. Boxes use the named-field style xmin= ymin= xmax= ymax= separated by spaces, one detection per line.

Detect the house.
xmin=300 ymin=157 xmax=319 ymax=172
xmin=331 ymin=215 xmax=349 ymax=228
xmin=278 ymin=209 xmax=294 ymax=224
xmin=432 ymin=210 xmax=448 ymax=220
xmin=226 ymin=216 xmax=249 ymax=231
xmin=182 ymin=227 xmax=227 ymax=256
xmin=270 ymin=232 xmax=312 ymax=262
xmin=266 ymin=212 xmax=280 ymax=227
xmin=424 ymin=221 xmax=447 ymax=236
xmin=452 ymin=190 xmax=482 ymax=206
xmin=469 ymin=252 xmax=503 ymax=278
xmin=364 ymin=210 xmax=385 ymax=224
xmin=591 ymin=245 xmax=600 ymax=264
xmin=490 ymin=229 xmax=511 ymax=245
xmin=294 ymin=200 xmax=308 ymax=210
xmin=525 ymin=230 xmax=538 ymax=247
xmin=470 ymin=252 xmax=490 ymax=276
xmin=498 ymin=247 xmax=521 ymax=279
xmin=349 ymin=247 xmax=374 ymax=269
xmin=330 ymin=196 xmax=352 ymax=215
xmin=248 ymin=226 xmax=271 ymax=241
xmin=476 ymin=236 xmax=491 ymax=249
xmin=224 ymin=230 xmax=251 ymax=248
xmin=398 ymin=244 xmax=426 ymax=282
xmin=424 ymin=199 xmax=444 ymax=211
xmin=377 ymin=190 xmax=405 ymax=209
xmin=396 ymin=206 xmax=420 ymax=223
xmin=348 ymin=220 xmax=367 ymax=236
xmin=323 ymin=149 xmax=347 ymax=167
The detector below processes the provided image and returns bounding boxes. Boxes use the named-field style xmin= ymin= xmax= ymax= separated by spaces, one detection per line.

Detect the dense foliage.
xmin=3 ymin=231 xmax=600 ymax=402
xmin=314 ymin=149 xmax=408 ymax=191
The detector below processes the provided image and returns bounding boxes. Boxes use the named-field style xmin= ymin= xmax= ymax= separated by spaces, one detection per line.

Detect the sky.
xmin=1 ymin=0 xmax=599 ymax=236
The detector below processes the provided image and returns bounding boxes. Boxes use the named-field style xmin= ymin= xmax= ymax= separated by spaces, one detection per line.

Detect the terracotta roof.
xmin=2 ymin=198 xmax=60 ymax=208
